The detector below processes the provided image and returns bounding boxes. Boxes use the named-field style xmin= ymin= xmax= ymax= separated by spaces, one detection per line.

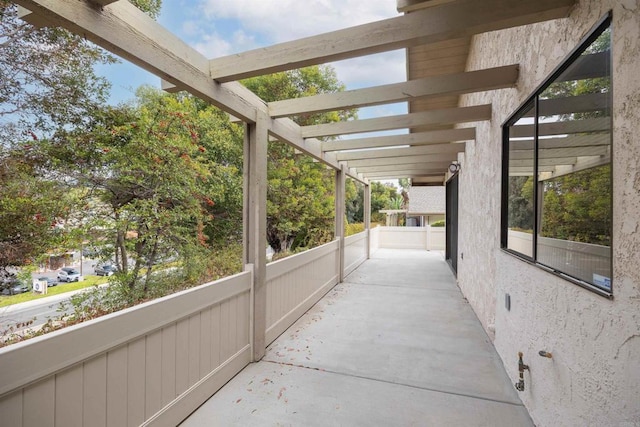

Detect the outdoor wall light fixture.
xmin=448 ymin=162 xmax=460 ymax=174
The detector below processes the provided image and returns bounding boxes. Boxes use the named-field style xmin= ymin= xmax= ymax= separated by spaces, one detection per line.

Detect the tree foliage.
xmin=0 ymin=148 xmax=69 ymax=285
xmin=0 ymin=0 xmax=160 ymax=141
xmin=243 ymin=66 xmax=356 ymax=253
xmin=40 ymin=87 xmax=242 ymax=294
xmin=540 ymin=165 xmax=610 ymax=245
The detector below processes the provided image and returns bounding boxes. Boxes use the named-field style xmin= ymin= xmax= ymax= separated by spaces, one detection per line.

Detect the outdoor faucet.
xmin=515 ymin=352 xmax=529 ymax=391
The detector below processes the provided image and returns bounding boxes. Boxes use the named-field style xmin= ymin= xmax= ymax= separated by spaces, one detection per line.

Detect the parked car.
xmin=94 ymin=264 xmax=118 ymax=276
xmin=57 ymin=267 xmax=81 ymax=282
xmin=36 ymin=276 xmax=58 ymax=287
xmin=1 ymin=280 xmax=28 ymax=295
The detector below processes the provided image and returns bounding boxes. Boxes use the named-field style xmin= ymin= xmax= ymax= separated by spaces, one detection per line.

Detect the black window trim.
xmin=500 ymin=12 xmax=614 ymax=299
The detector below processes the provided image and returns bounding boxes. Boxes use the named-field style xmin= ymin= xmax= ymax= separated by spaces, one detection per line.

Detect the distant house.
xmin=406 ymin=186 xmax=445 ymax=227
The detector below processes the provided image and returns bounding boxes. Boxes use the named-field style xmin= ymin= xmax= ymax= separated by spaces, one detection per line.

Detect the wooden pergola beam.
xmin=511 ymin=117 xmax=610 ymax=138
xmin=345 ymin=153 xmax=460 ymax=168
xmin=269 ymin=65 xmax=518 ymax=117
xmin=366 ymin=172 xmax=446 ymax=180
xmin=336 ymin=142 xmax=464 ymax=161
xmin=322 ymin=127 xmax=474 ymax=152
xmin=356 ymin=161 xmax=450 ymax=173
xmin=302 ymin=105 xmax=491 ymax=139
xmin=509 ymin=134 xmax=610 ymax=151
xmin=510 ymin=145 xmax=609 ymax=160
xmin=17 ymin=5 xmax=50 ymax=27
xmin=208 ymin=0 xmax=574 ymax=82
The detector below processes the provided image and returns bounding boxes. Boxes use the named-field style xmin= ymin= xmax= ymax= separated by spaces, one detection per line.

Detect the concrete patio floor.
xmin=181 ymin=249 xmax=533 ymax=426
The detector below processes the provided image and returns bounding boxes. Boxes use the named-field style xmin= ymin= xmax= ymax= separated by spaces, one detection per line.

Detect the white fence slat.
xmin=83 ymin=355 xmax=107 ymax=427
xmin=188 ymin=314 xmax=201 ymax=387
xmin=23 ymin=379 xmax=55 ymax=427
xmin=145 ymin=330 xmax=163 ymax=419
xmin=0 ymin=390 xmax=23 ymax=427
xmin=127 ymin=339 xmax=146 ymax=426
xmin=175 ymin=318 xmax=190 ymax=395
xmin=55 ymin=366 xmax=83 ymax=427
xmin=210 ymin=305 xmax=221 ymax=369
xmin=106 ymin=346 xmax=128 ymax=427
xmin=160 ymin=325 xmax=177 ymax=406
xmin=199 ymin=308 xmax=212 ymax=378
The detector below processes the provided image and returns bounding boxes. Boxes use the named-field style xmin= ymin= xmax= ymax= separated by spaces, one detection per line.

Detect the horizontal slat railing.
xmin=0 ymin=271 xmax=252 ymax=427
xmin=265 ymin=240 xmax=340 ymax=345
xmin=344 ymin=231 xmax=368 ymax=277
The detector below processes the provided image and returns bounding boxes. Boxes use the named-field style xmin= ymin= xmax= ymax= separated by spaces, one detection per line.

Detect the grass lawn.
xmin=0 ymin=276 xmax=109 ymax=308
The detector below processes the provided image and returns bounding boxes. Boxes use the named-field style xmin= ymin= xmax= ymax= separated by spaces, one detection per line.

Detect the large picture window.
xmin=501 ymin=14 xmax=612 ymax=296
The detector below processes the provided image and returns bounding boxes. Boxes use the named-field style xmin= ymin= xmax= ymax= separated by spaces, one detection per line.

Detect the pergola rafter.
xmin=269 ymin=66 xmax=519 ymax=118
xmin=301 ymin=105 xmax=491 ymax=139
xmin=322 ymin=128 xmax=475 ymax=152
xmin=207 ymin=0 xmax=574 ymax=82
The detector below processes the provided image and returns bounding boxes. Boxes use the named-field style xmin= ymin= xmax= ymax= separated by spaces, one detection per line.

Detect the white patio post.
xmin=243 ymin=112 xmax=268 ymax=362
xmin=364 ymin=182 xmax=371 ymax=259
xmin=335 ymin=165 xmax=346 ymax=282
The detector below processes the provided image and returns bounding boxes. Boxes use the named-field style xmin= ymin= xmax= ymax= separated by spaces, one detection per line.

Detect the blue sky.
xmin=96 ymin=0 xmax=408 ymax=122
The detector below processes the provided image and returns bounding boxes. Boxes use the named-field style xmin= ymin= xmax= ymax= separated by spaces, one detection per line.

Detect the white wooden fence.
xmin=1 ymin=227 xmax=451 ymax=427
xmin=344 ymin=231 xmax=368 ymax=277
xmin=264 ymin=240 xmax=340 ymax=345
xmin=0 ymin=271 xmax=252 ymax=427
xmin=370 ymin=226 xmax=445 ymax=251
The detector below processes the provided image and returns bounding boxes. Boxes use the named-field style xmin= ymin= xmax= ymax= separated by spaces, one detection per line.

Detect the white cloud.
xmin=192 ymin=0 xmax=404 ymax=89
xmin=199 ymin=0 xmax=398 ymax=43
xmin=330 ymin=50 xmax=406 ymax=88
xmin=192 ymin=32 xmax=233 ymax=58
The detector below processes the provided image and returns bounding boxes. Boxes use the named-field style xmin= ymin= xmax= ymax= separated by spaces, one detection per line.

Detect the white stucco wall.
xmin=456 ymin=1 xmax=640 ymax=426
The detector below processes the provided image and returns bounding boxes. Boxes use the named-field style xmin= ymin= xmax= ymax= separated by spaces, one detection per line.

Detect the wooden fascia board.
xmin=302 ymin=104 xmax=490 ymax=138
xmin=322 ymin=127 xmax=474 ymax=152
xmin=14 ymin=0 xmax=258 ymax=123
xmin=208 ymin=0 xmax=574 ymax=82
xmin=336 ymin=143 xmax=464 ymax=161
xmin=269 ymin=65 xmax=518 ymax=118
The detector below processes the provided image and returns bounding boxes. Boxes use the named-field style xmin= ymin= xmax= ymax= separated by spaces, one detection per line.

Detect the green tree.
xmin=507 ymin=176 xmax=534 ymax=231
xmin=0 ymin=148 xmax=69 ymax=287
xmin=540 ymin=165 xmax=610 ymax=245
xmin=243 ymin=66 xmax=356 ymax=253
xmin=0 ymin=0 xmax=160 ymax=142
xmin=43 ymin=88 xmax=229 ymax=294
xmin=370 ymin=181 xmax=399 ymax=223
xmin=345 ymin=179 xmax=363 ymax=224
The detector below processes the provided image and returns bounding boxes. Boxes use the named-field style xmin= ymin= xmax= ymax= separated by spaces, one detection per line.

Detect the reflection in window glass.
xmin=537 ymin=26 xmax=611 ymax=289
xmin=502 ymin=18 xmax=612 ymax=293
xmin=506 ymin=104 xmax=535 ymax=258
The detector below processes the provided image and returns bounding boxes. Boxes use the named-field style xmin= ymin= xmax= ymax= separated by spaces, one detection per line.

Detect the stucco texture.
xmin=456 ymin=1 xmax=640 ymax=426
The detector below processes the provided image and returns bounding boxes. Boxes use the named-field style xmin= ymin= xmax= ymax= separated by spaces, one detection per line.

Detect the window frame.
xmin=500 ymin=12 xmax=613 ymax=298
